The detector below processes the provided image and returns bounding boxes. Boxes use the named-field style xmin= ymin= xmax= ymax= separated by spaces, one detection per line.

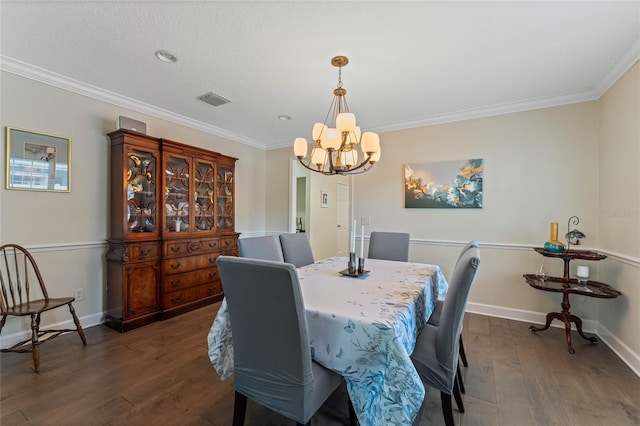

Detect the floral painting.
xmin=404 ymin=159 xmax=483 ymax=208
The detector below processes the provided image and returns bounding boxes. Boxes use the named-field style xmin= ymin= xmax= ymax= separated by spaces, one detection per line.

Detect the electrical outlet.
xmin=361 ymin=216 xmax=370 ymax=226
xmin=74 ymin=288 xmax=84 ymax=301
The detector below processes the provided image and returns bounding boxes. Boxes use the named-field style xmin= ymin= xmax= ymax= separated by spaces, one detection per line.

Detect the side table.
xmin=524 ymin=248 xmax=622 ymax=354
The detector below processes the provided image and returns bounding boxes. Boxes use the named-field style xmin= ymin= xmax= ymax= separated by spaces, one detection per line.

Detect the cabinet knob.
xmin=188 ymin=242 xmax=203 ymax=252
xmin=171 ymin=279 xmax=181 ymax=287
xmin=170 ymin=262 xmax=182 ymax=269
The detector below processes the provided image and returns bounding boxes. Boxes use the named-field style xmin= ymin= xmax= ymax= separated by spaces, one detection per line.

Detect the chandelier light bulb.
xmin=294 ymin=138 xmax=308 ymax=158
xmin=336 ymin=113 xmax=356 ymax=133
xmin=312 ymin=123 xmax=327 ymax=141
xmin=321 ymin=128 xmax=341 ymax=150
xmin=361 ymin=132 xmax=380 ymax=154
xmin=311 ymin=147 xmax=327 ymax=167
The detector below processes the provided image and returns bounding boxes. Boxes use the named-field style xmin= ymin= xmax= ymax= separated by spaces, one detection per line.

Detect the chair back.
xmin=238 ymin=235 xmax=285 ymax=262
xmin=367 ymin=231 xmax=410 ymax=262
xmin=454 ymin=240 xmax=478 ymax=269
xmin=436 ymin=247 xmax=480 ymax=375
xmin=279 ymin=233 xmax=314 ymax=267
xmin=216 ymin=256 xmax=315 ymax=421
xmin=0 ymin=244 xmax=48 ymax=313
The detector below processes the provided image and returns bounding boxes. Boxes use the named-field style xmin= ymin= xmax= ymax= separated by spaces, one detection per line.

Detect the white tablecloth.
xmin=207 ymin=256 xmax=449 ymax=426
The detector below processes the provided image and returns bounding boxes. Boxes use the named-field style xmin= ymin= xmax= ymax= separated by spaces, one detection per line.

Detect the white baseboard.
xmin=466 ymin=302 xmax=640 ymax=378
xmin=0 ymin=312 xmax=104 ymax=348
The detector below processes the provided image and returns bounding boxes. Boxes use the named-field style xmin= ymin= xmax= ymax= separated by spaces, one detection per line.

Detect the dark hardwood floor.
xmin=1 ymin=302 xmax=639 ymax=425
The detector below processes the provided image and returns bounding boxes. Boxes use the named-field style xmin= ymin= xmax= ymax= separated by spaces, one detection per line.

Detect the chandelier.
xmin=293 ymin=56 xmax=381 ymax=175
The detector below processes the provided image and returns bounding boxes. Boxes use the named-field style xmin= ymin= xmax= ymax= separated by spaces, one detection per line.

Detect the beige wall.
xmin=265 ymin=89 xmax=638 ymax=365
xmin=354 ymin=102 xmax=602 ymax=317
xmin=0 ymin=72 xmax=266 ymax=337
xmin=598 ymin=61 xmax=640 ymax=355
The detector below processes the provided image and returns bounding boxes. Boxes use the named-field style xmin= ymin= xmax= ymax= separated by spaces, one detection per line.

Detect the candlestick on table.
xmin=351 ymin=219 xmax=356 ymax=253
xmin=360 ymin=224 xmax=365 ymax=258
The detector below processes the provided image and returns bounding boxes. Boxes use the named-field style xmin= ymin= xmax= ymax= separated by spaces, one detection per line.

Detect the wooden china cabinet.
xmin=106 ymin=130 xmax=238 ymax=332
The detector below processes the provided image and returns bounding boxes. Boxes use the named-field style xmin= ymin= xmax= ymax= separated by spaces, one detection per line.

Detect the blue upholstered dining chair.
xmin=428 ymin=240 xmax=479 ymax=377
xmin=216 ymin=256 xmax=356 ymax=426
xmin=237 ymin=235 xmax=285 ymax=262
xmin=410 ymin=247 xmax=480 ymax=426
xmin=279 ymin=233 xmax=315 ymax=268
xmin=367 ymin=231 xmax=410 ymax=262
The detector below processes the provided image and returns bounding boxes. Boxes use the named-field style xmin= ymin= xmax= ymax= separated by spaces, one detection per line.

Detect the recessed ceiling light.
xmin=155 ymin=50 xmax=178 ymax=63
xmin=278 ymin=115 xmax=291 ymax=121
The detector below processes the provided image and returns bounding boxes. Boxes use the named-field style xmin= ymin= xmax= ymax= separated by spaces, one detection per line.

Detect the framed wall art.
xmin=404 ymin=159 xmax=483 ymax=208
xmin=5 ymin=127 xmax=71 ymax=192
xmin=321 ymin=190 xmax=328 ymax=208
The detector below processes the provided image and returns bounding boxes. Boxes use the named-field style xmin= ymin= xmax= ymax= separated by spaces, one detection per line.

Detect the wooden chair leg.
xmin=232 ymin=391 xmax=247 ymax=426
xmin=457 ymin=360 xmax=466 ymax=394
xmin=68 ymin=303 xmax=87 ymax=345
xmin=0 ymin=315 xmax=7 ymax=333
xmin=453 ymin=375 xmax=465 ymax=413
xmin=440 ymin=392 xmax=455 ymax=426
xmin=458 ymin=336 xmax=468 ymax=367
xmin=30 ymin=314 xmax=41 ymax=373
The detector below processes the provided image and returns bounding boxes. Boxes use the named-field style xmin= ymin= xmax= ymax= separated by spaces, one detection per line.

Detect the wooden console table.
xmin=523 ymin=248 xmax=621 ymax=354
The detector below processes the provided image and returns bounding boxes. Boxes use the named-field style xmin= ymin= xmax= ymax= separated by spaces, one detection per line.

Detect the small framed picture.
xmin=5 ymin=127 xmax=71 ymax=192
xmin=321 ymin=190 xmax=328 ymax=208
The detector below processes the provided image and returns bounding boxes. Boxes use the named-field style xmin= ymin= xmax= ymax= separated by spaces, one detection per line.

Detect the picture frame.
xmin=5 ymin=127 xmax=71 ymax=192
xmin=321 ymin=190 xmax=328 ymax=208
xmin=404 ymin=159 xmax=483 ymax=208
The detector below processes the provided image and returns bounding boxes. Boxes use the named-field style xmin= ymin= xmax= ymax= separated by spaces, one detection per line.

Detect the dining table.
xmin=207 ymin=256 xmax=449 ymax=426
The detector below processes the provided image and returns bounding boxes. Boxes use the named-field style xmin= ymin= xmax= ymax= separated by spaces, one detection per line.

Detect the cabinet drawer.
xmin=164 ymin=238 xmax=220 ymax=257
xmin=128 ymin=242 xmax=160 ymax=262
xmin=163 ymin=253 xmax=219 ymax=275
xmin=164 ymin=268 xmax=220 ymax=292
xmin=163 ymin=287 xmax=200 ymax=309
xmin=199 ymin=281 xmax=223 ymax=298
xmin=221 ymin=236 xmax=237 ymax=252
xmin=163 ymin=282 xmax=221 ymax=309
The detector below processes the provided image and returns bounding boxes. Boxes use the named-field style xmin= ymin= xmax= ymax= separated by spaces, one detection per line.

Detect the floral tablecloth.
xmin=207 ymin=256 xmax=448 ymax=426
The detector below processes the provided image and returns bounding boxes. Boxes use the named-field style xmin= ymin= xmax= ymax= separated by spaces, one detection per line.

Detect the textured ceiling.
xmin=1 ymin=1 xmax=639 ymax=150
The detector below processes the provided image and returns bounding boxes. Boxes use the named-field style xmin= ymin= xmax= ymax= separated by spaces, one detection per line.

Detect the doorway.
xmin=336 ymin=182 xmax=349 ymax=256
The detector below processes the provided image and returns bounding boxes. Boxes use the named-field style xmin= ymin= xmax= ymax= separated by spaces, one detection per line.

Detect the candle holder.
xmin=576 ymin=265 xmax=589 ymax=285
xmin=358 ymin=257 xmax=365 ymax=274
xmin=348 ymin=252 xmax=356 ymax=274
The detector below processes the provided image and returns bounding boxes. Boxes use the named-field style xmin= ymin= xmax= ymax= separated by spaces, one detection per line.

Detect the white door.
xmin=336 ymin=182 xmax=349 ymax=256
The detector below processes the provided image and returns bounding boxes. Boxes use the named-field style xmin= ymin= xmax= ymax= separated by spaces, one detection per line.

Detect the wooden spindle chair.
xmin=0 ymin=244 xmax=86 ymax=372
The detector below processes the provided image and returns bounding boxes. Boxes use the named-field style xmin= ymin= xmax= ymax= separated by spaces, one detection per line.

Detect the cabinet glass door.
xmin=126 ymin=149 xmax=157 ymax=234
xmin=216 ymin=166 xmax=234 ymax=230
xmin=165 ymin=155 xmax=191 ymax=233
xmin=194 ymin=160 xmax=215 ymax=232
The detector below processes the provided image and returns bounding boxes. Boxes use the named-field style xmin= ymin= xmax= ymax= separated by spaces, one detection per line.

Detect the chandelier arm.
xmin=343 ymin=154 xmax=373 ymax=173
xmin=296 ymin=157 xmax=340 ymax=176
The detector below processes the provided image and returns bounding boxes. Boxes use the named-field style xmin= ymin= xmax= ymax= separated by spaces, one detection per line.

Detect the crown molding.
xmin=4 ymin=35 xmax=639 ymax=154
xmin=0 ymin=55 xmax=266 ymax=150
xmin=592 ymin=38 xmax=640 ymax=97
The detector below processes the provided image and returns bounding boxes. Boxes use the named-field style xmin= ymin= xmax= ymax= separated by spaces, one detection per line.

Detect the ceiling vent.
xmin=197 ymin=91 xmax=231 ymax=107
